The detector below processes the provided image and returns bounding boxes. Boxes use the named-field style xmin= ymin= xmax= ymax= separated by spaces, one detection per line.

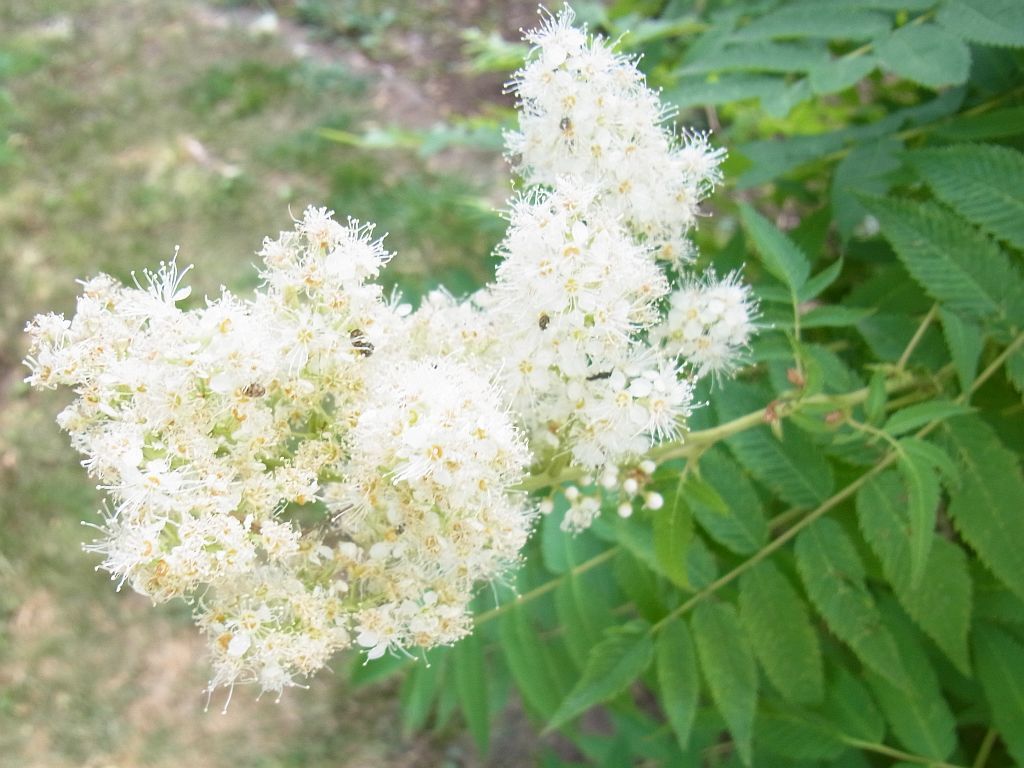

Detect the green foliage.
xmin=717 ymin=382 xmax=835 ymax=507
xmin=692 ymin=603 xmax=758 ymax=766
xmin=739 ymin=562 xmax=824 ymax=705
xmin=546 ymin=622 xmax=654 ymax=732
xmin=653 ymin=474 xmax=694 ymax=589
xmin=796 ymin=519 xmax=910 ymax=690
xmin=865 ymin=603 xmax=957 ymax=761
xmin=973 ymin=625 xmax=1024 ymax=765
xmin=387 ymin=0 xmax=1024 ymax=764
xmin=910 ymin=145 xmax=1024 ymax=250
xmin=941 ymin=417 xmax=1024 ymax=602
xmin=861 ymin=196 xmax=1024 ymax=328
xmin=875 ymin=24 xmax=971 ymax=89
xmin=655 ymin=619 xmax=700 ymax=751
xmin=937 ymin=0 xmax=1024 ymax=47
xmin=738 ymin=203 xmax=810 ymax=294
xmin=857 ymin=471 xmax=973 ymax=673
xmin=453 ymin=633 xmax=489 ymax=753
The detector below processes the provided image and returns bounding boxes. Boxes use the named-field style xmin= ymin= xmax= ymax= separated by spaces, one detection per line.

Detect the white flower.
xmin=506 ymin=7 xmax=726 ymax=261
xmin=25 ymin=5 xmax=757 ymax=695
xmin=651 ymin=270 xmax=758 ymax=379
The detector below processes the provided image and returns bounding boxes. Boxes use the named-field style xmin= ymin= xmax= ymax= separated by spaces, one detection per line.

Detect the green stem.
xmin=647 ymin=330 xmax=1023 ymax=630
xmin=650 ymin=450 xmax=894 ymax=634
xmin=845 ymin=415 xmax=904 ymax=452
xmin=972 ymin=729 xmax=999 ymax=768
xmin=840 ymin=737 xmax=968 ymax=768
xmin=649 ymin=367 xmax=920 ymax=464
xmin=898 ymin=303 xmax=939 ymax=371
xmin=961 ymin=331 xmax=1024 ymax=404
xmin=777 ymin=85 xmax=1024 ymax=181
xmin=473 ymin=546 xmax=619 ymax=626
xmin=970 ymin=729 xmax=995 ymax=765
xmin=518 ymin=368 xmax=929 ymax=493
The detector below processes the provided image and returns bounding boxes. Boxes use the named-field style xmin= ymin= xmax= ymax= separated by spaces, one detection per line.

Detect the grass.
xmin=0 ymin=1 xmax=522 ymax=765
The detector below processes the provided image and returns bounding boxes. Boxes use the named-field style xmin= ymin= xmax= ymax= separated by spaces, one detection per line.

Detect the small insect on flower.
xmin=242 ymin=383 xmax=266 ymax=398
xmin=349 ymin=328 xmax=374 ymax=357
xmin=538 ymin=313 xmax=551 ymax=330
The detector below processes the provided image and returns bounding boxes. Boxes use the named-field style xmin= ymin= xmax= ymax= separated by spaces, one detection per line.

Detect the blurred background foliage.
xmin=1 ymin=0 xmax=1023 ymax=766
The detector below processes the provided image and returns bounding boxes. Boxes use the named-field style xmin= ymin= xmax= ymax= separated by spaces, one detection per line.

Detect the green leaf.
xmin=822 ymin=667 xmax=886 ymax=743
xmin=876 ymin=23 xmax=971 ymax=88
xmin=684 ymin=472 xmax=729 ymax=515
xmin=800 ymin=306 xmax=875 ymax=328
xmin=897 ymin=447 xmax=940 ymax=585
xmin=860 ymin=196 xmax=1024 ymax=327
xmin=738 ymin=203 xmax=810 ymax=293
xmin=454 ymin=633 xmax=490 ymax=753
xmin=910 ymin=145 xmax=1024 ymax=250
xmin=542 ymin=502 xmax=607 ymax=574
xmin=610 ymin=549 xmax=666 ymax=624
xmin=809 ymin=54 xmax=877 ymax=95
xmin=831 ymin=139 xmax=903 ymax=241
xmin=677 ymin=41 xmax=829 ymax=75
xmin=717 ymin=382 xmax=834 ymax=508
xmin=692 ymin=448 xmax=767 ymax=555
xmin=938 ymin=0 xmax=1024 ymax=47
xmin=865 ymin=603 xmax=957 ymax=761
xmin=555 ymin=571 xmax=613 ymax=668
xmin=546 ymin=622 xmax=654 ymax=732
xmin=665 ymin=74 xmax=787 ymax=110
xmin=934 ymin=106 xmax=1024 ymax=140
xmin=499 ymin=609 xmax=568 ymax=719
xmin=899 ymin=436 xmax=960 ymax=489
xmin=866 ymin=370 xmax=888 ymax=424
xmin=975 ymin=581 xmax=1024 ymax=628
xmin=840 ymin=0 xmax=936 ymax=9
xmin=692 ymin=603 xmax=758 ymax=765
xmin=550 ymin=517 xmax=615 ymax=668
xmin=761 ymin=78 xmax=812 ymax=118
xmin=941 ymin=416 xmax=1024 ymax=602
xmin=734 ymin=6 xmax=891 ymax=41
xmin=656 ymin=619 xmax=700 ymax=751
xmin=755 ymin=706 xmax=846 ymax=761
xmin=401 ymin=653 xmax=445 ymax=734
xmin=795 ymin=519 xmax=910 ymax=689
xmin=973 ymin=624 xmax=1024 ymax=765
xmin=593 ymin=514 xmax=659 ymax=573
xmin=857 ymin=471 xmax=973 ymax=673
xmin=739 ymin=561 xmax=824 ymax=705
xmin=1008 ymin=346 xmax=1024 ymax=396
xmin=654 ymin=475 xmax=693 ymax=590
xmin=798 ymin=258 xmax=844 ymax=302
xmin=939 ymin=308 xmax=984 ymax=393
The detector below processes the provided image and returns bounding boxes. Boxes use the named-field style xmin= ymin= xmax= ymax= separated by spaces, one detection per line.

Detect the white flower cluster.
xmin=505 ymin=7 xmax=726 ymax=262
xmin=652 ymin=271 xmax=759 ymax=379
xmin=25 ymin=208 xmax=532 ymax=700
xmin=408 ymin=7 xmax=753 ymax=478
xmin=25 ymin=6 xmax=757 ymax=699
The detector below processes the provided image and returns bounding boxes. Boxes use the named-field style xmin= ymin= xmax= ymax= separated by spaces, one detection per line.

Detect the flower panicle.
xmin=24 ymin=5 xmax=754 ymax=700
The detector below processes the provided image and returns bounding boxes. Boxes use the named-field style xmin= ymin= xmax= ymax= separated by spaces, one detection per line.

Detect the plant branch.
xmin=972 ymin=729 xmax=999 ymax=768
xmin=961 ymin=331 xmax=1024 ymax=403
xmin=898 ymin=303 xmax=939 ymax=371
xmin=841 ymin=737 xmax=968 ymax=768
xmin=643 ymin=333 xmax=1013 ymax=636
xmin=518 ymin=367 xmax=932 ymax=493
xmin=649 ymin=448 xmax=895 ymax=634
xmin=473 ymin=546 xmax=619 ymax=626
